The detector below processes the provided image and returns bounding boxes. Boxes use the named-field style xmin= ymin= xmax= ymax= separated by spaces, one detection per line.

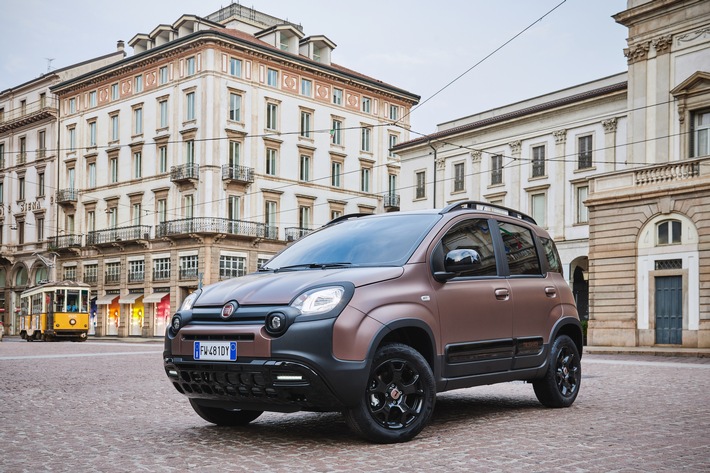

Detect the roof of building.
xmin=393 ymin=79 xmax=628 ymax=150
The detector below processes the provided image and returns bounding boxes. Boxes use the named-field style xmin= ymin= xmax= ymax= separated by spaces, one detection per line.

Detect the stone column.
xmin=470 ymin=150 xmax=482 ymax=199
xmin=508 ymin=140 xmax=522 ymax=208
xmin=552 ymin=129 xmax=567 ymax=239
xmin=602 ymin=118 xmax=618 ymax=170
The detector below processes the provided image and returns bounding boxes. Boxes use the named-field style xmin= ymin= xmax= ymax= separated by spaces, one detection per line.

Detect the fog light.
xmin=265 ymin=312 xmax=287 ymax=336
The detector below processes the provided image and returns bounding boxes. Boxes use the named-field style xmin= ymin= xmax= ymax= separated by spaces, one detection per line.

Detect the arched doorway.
xmin=570 ymin=256 xmax=589 ymax=320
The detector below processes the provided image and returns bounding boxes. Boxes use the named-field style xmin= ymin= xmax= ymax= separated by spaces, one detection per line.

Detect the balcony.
xmin=285 ymin=227 xmax=312 ymax=241
xmin=87 ymin=225 xmax=151 ymax=246
xmin=155 ymin=217 xmax=267 ymax=239
xmin=222 ymin=165 xmax=254 ymax=184
xmin=0 ymin=98 xmax=58 ymax=133
xmin=105 ymin=273 xmax=121 ymax=285
xmin=170 ymin=163 xmax=199 ymax=183
xmin=179 ymin=267 xmax=199 ymax=280
xmin=383 ymin=193 xmax=400 ymax=211
xmin=152 ymin=270 xmax=171 ymax=282
xmin=16 ymin=153 xmax=27 ymax=166
xmin=49 ymin=234 xmax=83 ymax=249
xmin=128 ymin=271 xmax=145 ymax=283
xmin=56 ymin=189 xmax=78 ymax=206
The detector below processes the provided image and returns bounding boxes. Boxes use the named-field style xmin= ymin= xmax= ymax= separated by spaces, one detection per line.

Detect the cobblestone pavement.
xmin=0 ymin=338 xmax=708 ymax=473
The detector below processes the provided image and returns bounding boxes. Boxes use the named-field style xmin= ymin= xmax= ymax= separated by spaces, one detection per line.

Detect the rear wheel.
xmin=533 ymin=335 xmax=581 ymax=407
xmin=344 ymin=343 xmax=436 ymax=443
xmin=189 ymin=399 xmax=263 ymax=426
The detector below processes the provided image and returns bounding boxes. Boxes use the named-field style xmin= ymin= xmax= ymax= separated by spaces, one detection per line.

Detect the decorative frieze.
xmin=677 ymin=27 xmax=710 ymax=44
xmin=470 ymin=150 xmax=482 ymax=163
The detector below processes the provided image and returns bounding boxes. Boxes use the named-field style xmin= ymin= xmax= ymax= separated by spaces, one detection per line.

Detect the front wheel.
xmin=533 ymin=335 xmax=581 ymax=408
xmin=344 ymin=343 xmax=436 ymax=444
xmin=189 ymin=399 xmax=263 ymax=426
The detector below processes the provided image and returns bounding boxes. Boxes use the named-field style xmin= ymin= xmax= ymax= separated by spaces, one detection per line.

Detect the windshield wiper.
xmin=271 ymin=262 xmax=352 ymax=272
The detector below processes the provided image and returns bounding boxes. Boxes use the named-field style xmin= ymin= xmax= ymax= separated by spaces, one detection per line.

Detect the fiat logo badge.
xmin=221 ymin=302 xmax=237 ymax=319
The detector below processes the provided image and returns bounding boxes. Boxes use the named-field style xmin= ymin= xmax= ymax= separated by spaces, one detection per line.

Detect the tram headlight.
xmin=69 ymin=318 xmax=77 ymax=326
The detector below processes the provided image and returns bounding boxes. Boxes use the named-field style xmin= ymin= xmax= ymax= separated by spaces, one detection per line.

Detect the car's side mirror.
xmin=433 ymin=248 xmax=482 ymax=282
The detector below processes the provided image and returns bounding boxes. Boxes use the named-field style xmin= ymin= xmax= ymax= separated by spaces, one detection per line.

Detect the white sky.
xmin=1 ymin=0 xmax=629 ymax=134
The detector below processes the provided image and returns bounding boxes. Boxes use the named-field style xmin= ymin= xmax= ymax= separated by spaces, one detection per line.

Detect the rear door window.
xmin=497 ymin=221 xmax=542 ymax=276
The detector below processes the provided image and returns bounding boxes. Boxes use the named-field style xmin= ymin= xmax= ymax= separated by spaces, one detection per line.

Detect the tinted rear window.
xmin=264 ymin=214 xmax=440 ymax=269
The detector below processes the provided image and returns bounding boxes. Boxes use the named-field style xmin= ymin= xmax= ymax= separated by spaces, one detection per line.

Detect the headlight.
xmin=291 ymin=286 xmax=345 ymax=315
xmin=180 ymin=290 xmax=201 ymax=311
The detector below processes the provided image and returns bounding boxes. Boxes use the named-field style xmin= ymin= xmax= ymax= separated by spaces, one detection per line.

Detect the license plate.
xmin=194 ymin=341 xmax=237 ymax=361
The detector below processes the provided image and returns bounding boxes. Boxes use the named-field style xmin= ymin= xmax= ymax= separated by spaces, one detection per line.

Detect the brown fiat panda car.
xmin=164 ymin=201 xmax=582 ymax=443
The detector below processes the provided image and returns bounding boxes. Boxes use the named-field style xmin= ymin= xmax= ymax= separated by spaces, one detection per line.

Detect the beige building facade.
xmin=586 ymin=0 xmax=710 ymax=347
xmin=11 ymin=5 xmax=417 ymax=338
xmin=0 ymin=47 xmax=126 ymax=336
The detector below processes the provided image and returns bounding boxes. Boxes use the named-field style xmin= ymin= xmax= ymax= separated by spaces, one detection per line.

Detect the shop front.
xmin=119 ymin=293 xmax=144 ymax=337
xmin=96 ymin=293 xmax=119 ymax=336
xmin=144 ymin=291 xmax=171 ymax=337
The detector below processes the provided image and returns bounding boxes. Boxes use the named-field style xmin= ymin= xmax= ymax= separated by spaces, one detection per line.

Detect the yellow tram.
xmin=19 ymin=281 xmax=91 ymax=342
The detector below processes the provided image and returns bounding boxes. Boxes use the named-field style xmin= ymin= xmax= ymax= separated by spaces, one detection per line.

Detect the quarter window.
xmin=498 ymin=221 xmax=542 ymax=275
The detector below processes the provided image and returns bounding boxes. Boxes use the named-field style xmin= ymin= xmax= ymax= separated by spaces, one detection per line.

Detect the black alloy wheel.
xmin=533 ymin=334 xmax=581 ymax=408
xmin=344 ymin=343 xmax=435 ymax=443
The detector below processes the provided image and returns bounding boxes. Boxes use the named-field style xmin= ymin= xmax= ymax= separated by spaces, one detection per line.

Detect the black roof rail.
xmin=440 ymin=201 xmax=537 ymax=225
xmin=324 ymin=213 xmax=371 ymax=226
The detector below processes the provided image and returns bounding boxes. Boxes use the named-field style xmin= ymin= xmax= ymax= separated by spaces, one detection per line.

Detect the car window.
xmin=540 ymin=237 xmax=562 ymax=273
xmin=264 ymin=213 xmax=440 ymax=269
xmin=498 ymin=221 xmax=542 ymax=276
xmin=439 ymin=218 xmax=497 ymax=277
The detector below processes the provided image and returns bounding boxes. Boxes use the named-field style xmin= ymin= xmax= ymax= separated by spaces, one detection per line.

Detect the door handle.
xmin=495 ymin=288 xmax=510 ymax=300
xmin=545 ymin=286 xmax=557 ymax=297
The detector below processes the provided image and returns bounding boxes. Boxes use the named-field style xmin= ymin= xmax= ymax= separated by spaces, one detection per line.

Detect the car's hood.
xmin=194 ymin=267 xmax=404 ymax=306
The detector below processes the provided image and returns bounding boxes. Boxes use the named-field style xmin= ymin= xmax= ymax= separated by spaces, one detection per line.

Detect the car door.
xmin=432 ymin=217 xmax=513 ymax=378
xmin=495 ymin=219 xmax=561 ymax=370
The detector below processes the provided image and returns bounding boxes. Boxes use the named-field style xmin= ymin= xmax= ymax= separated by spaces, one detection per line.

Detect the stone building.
xmin=0 ymin=46 xmax=125 ymax=335
xmin=28 ymin=4 xmax=417 ymax=337
xmin=393 ymin=0 xmax=709 ymax=347
xmin=585 ymin=0 xmax=710 ymax=347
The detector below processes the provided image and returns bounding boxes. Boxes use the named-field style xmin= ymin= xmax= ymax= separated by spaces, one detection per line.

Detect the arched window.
xmin=15 ymin=267 xmax=28 ymax=286
xmin=657 ymin=219 xmax=681 ymax=246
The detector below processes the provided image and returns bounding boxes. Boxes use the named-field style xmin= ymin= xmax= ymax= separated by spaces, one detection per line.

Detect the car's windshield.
xmin=264 ymin=213 xmax=440 ymax=270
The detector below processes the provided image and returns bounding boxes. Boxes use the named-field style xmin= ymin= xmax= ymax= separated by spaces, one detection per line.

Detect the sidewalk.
xmin=584 ymin=345 xmax=710 ymax=358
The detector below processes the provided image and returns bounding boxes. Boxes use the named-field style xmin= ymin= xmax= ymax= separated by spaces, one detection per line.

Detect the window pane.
xmin=498 ymin=221 xmax=542 ymax=275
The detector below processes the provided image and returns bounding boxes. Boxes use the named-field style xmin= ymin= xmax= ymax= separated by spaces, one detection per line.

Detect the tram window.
xmin=80 ymin=290 xmax=89 ymax=312
xmin=55 ymin=290 xmax=66 ymax=312
xmin=67 ymin=291 xmax=80 ymax=312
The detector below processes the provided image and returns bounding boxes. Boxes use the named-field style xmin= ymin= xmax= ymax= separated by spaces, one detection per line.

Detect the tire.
xmin=343 ymin=343 xmax=436 ymax=444
xmin=189 ymin=399 xmax=263 ymax=426
xmin=533 ymin=335 xmax=581 ymax=408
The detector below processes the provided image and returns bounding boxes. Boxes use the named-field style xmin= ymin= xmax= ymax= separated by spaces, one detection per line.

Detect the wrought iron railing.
xmin=383 ymin=193 xmax=401 ymax=208
xmin=128 ymin=271 xmax=145 ymax=283
xmin=155 ymin=217 xmax=266 ymax=238
xmin=49 ymin=234 xmax=83 ymax=249
xmin=170 ymin=163 xmax=200 ymax=181
xmin=221 ymin=164 xmax=254 ymax=183
xmin=87 ymin=225 xmax=151 ymax=245
xmin=285 ymin=227 xmax=311 ymax=241
xmin=152 ymin=270 xmax=171 ymax=281
xmin=56 ymin=188 xmax=78 ymax=203
xmin=179 ymin=268 xmax=199 ymax=280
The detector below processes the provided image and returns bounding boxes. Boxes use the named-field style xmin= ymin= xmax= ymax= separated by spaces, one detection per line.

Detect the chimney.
xmin=117 ymin=40 xmax=125 ymax=52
